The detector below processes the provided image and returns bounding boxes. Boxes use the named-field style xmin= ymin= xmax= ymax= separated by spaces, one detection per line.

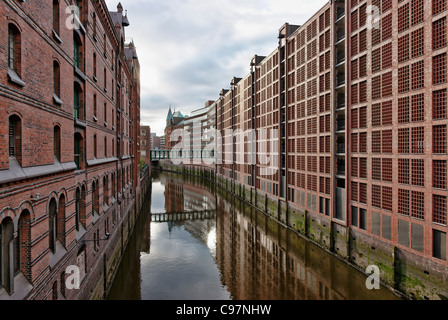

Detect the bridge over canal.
xmin=151 ymin=210 xmax=217 ymax=223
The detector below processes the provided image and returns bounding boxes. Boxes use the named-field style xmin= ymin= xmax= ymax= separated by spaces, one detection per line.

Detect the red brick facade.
xmin=213 ymin=0 xmax=447 ymax=298
xmin=0 ymin=0 xmax=146 ymax=300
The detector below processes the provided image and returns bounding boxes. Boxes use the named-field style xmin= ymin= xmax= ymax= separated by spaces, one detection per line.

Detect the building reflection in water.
xmin=215 ymin=191 xmax=398 ymax=300
xmin=108 ymin=172 xmax=398 ymax=300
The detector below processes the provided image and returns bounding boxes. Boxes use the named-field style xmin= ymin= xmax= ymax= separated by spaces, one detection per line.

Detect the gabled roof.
xmin=173 ymin=111 xmax=184 ymax=118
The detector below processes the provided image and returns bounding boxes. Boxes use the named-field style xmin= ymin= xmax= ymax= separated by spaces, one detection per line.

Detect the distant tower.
xmin=166 ymin=106 xmax=173 ymax=128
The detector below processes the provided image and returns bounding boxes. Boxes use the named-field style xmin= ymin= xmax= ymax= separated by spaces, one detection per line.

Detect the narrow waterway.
xmin=107 ymin=171 xmax=399 ymax=300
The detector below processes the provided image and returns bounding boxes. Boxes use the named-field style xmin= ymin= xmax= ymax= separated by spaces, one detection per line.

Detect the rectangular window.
xmin=433 ymin=195 xmax=447 ymax=225
xmin=372 ymin=75 xmax=381 ymax=100
xmin=352 ymin=157 xmax=359 ymax=178
xmin=433 ymin=18 xmax=447 ymax=50
xmin=411 ymin=27 xmax=425 ymax=58
xmin=433 ymin=230 xmax=447 ymax=261
xmin=412 ymin=159 xmax=425 ymax=187
xmin=433 ymin=89 xmax=447 ymax=119
xmin=53 ymin=0 xmax=60 ymax=34
xmin=398 ymin=3 xmax=410 ymax=33
xmin=372 ymin=103 xmax=381 ymax=127
xmin=372 ymin=158 xmax=382 ymax=181
xmin=359 ymin=157 xmax=367 ymax=179
xmin=359 ymin=183 xmax=367 ymax=205
xmin=434 ymin=125 xmax=447 ymax=154
xmin=399 ymin=159 xmax=410 ymax=184
xmin=372 ymin=185 xmax=382 ymax=208
xmin=411 ymin=191 xmax=425 ymax=220
xmin=433 ymin=53 xmax=447 ymax=84
xmin=383 ymin=214 xmax=392 ymax=240
xmin=382 ymin=72 xmax=393 ymax=97
xmin=382 ymin=14 xmax=392 ymax=41
xmin=372 ymin=131 xmax=382 ymax=154
xmin=352 ymin=181 xmax=358 ymax=202
xmin=433 ymin=0 xmax=447 ymax=16
xmin=411 ymin=93 xmax=425 ymax=122
xmin=359 ymin=132 xmax=367 ymax=153
xmin=352 ymin=133 xmax=358 ymax=153
xmin=360 ymin=209 xmax=367 ymax=230
xmin=398 ymin=128 xmax=410 ymax=154
xmin=411 ymin=127 xmax=425 ymax=154
xmin=382 ymin=101 xmax=393 ymax=126
xmin=382 ymin=158 xmax=392 ymax=182
xmin=359 ymin=29 xmax=367 ymax=52
xmin=372 ymin=48 xmax=381 ymax=73
xmin=382 ymin=130 xmax=393 ymax=154
xmin=398 ymin=66 xmax=410 ymax=93
xmin=382 ymin=186 xmax=393 ymax=212
xmin=411 ymin=60 xmax=425 ymax=90
xmin=352 ymin=206 xmax=359 ymax=227
xmin=382 ymin=43 xmax=392 ymax=69
xmin=398 ymin=34 xmax=410 ymax=63
xmin=411 ymin=0 xmax=424 ymax=26
xmin=398 ymin=189 xmax=410 ymax=215
xmin=434 ymin=160 xmax=447 ymax=189
xmin=398 ymin=97 xmax=410 ymax=124
xmin=352 ymin=34 xmax=358 ymax=56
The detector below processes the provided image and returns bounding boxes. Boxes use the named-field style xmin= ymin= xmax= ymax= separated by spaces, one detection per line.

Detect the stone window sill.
xmin=7 ymin=69 xmax=25 ymax=87
xmin=53 ymin=94 xmax=63 ymax=105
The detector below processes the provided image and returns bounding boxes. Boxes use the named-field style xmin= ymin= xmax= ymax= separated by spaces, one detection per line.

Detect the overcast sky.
xmin=105 ymin=0 xmax=328 ymax=136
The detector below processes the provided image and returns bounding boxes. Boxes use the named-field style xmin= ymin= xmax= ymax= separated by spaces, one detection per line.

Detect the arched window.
xmin=103 ymin=176 xmax=109 ymax=206
xmin=9 ymin=115 xmax=22 ymax=164
xmin=93 ymin=134 xmax=97 ymax=159
xmin=48 ymin=198 xmax=58 ymax=254
xmin=75 ymin=188 xmax=81 ymax=232
xmin=74 ymin=132 xmax=83 ymax=170
xmin=53 ymin=0 xmax=60 ymax=35
xmin=92 ymin=181 xmax=99 ymax=216
xmin=73 ymin=31 xmax=84 ymax=71
xmin=93 ymin=52 xmax=97 ymax=79
xmin=111 ymin=173 xmax=116 ymax=199
xmin=17 ymin=210 xmax=31 ymax=281
xmin=104 ymin=137 xmax=107 ymax=158
xmin=53 ymin=61 xmax=62 ymax=104
xmin=8 ymin=24 xmax=21 ymax=74
xmin=93 ymin=94 xmax=97 ymax=118
xmin=74 ymin=82 xmax=84 ymax=120
xmin=80 ymin=185 xmax=86 ymax=226
xmin=54 ymin=126 xmax=61 ymax=161
xmin=1 ymin=218 xmax=15 ymax=293
xmin=104 ymin=102 xmax=107 ymax=124
xmin=92 ymin=12 xmax=97 ymax=37
xmin=103 ymin=68 xmax=107 ymax=91
xmin=58 ymin=195 xmax=66 ymax=248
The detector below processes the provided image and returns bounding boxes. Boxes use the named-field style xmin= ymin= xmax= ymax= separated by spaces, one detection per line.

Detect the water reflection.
xmin=108 ymin=171 xmax=398 ymax=301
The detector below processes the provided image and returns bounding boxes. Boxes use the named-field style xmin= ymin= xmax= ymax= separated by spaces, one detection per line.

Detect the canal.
xmin=107 ymin=170 xmax=399 ymax=300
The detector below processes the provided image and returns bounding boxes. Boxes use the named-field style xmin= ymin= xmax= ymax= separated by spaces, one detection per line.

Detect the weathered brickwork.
xmin=0 ymin=0 xmax=147 ymax=300
xmin=162 ymin=0 xmax=448 ymax=299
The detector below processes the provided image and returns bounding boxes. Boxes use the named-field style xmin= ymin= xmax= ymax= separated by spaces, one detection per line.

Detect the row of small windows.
xmin=8 ymin=4 xmax=115 ymax=107
xmin=0 ymin=168 xmax=125 ymax=295
xmin=8 ymin=115 xmax=115 ymax=169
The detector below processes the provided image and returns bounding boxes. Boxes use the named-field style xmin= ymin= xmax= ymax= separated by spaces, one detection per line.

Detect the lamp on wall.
xmin=82 ymin=233 xmax=111 ymax=244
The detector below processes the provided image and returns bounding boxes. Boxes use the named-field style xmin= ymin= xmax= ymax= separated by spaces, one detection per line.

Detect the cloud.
xmin=105 ymin=0 xmax=328 ymax=136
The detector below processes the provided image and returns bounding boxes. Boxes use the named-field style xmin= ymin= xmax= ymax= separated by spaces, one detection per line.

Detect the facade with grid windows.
xmin=211 ymin=0 xmax=448 ymax=299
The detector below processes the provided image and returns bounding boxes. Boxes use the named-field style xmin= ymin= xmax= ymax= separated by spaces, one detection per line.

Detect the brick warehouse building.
xmin=208 ymin=0 xmax=448 ymax=299
xmin=0 ymin=0 xmax=148 ymax=300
